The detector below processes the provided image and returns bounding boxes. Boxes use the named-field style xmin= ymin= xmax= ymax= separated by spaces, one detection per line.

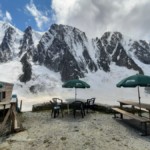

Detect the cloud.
xmin=51 ymin=0 xmax=77 ymax=23
xmin=52 ymin=0 xmax=150 ymax=40
xmin=5 ymin=11 xmax=12 ymax=22
xmin=0 ymin=10 xmax=12 ymax=23
xmin=26 ymin=0 xmax=50 ymax=30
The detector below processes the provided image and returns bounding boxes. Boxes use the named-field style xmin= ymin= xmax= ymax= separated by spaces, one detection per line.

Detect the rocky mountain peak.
xmin=130 ymin=40 xmax=150 ymax=64
xmin=0 ymin=25 xmax=18 ymax=62
xmin=24 ymin=26 xmax=32 ymax=33
xmin=94 ymin=31 xmax=143 ymax=74
xmin=19 ymin=26 xmax=35 ymax=57
xmin=0 ymin=21 xmax=13 ymax=30
xmin=0 ymin=22 xmax=148 ymax=84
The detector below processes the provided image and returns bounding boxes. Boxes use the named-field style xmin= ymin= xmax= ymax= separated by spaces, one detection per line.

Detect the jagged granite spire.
xmin=19 ymin=26 xmax=35 ymax=57
xmin=0 ymin=22 xmax=148 ymax=83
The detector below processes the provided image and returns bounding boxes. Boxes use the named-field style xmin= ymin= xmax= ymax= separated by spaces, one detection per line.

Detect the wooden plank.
xmin=14 ymin=118 xmax=19 ymax=129
xmin=118 ymin=100 xmax=150 ymax=110
xmin=0 ymin=101 xmax=11 ymax=105
xmin=112 ymin=108 xmax=150 ymax=122
xmin=11 ymin=102 xmax=22 ymax=130
xmin=19 ymin=100 xmax=22 ymax=112
xmin=118 ymin=100 xmax=139 ymax=107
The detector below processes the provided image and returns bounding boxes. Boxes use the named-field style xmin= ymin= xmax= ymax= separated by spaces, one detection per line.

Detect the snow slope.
xmin=1 ymin=60 xmax=150 ymax=111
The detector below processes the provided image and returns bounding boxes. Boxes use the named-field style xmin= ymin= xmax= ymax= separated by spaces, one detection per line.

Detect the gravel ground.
xmin=1 ymin=111 xmax=150 ymax=150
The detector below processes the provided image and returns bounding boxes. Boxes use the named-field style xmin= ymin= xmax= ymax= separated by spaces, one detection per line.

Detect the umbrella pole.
xmin=138 ymin=86 xmax=141 ymax=116
xmin=75 ymin=88 xmax=77 ymax=101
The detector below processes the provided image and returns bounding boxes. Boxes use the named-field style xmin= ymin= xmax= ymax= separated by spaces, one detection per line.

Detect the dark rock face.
xmin=33 ymin=41 xmax=45 ymax=64
xmin=82 ymin=47 xmax=98 ymax=72
xmin=19 ymin=53 xmax=32 ymax=83
xmin=0 ymin=27 xmax=15 ymax=62
xmin=130 ymin=40 xmax=150 ymax=64
xmin=95 ymin=32 xmax=143 ymax=74
xmin=112 ymin=43 xmax=143 ymax=74
xmin=60 ymin=47 xmax=84 ymax=81
xmin=96 ymin=39 xmax=110 ymax=72
xmin=34 ymin=24 xmax=96 ymax=81
xmin=19 ymin=26 xmax=35 ymax=57
xmin=36 ymin=36 xmax=84 ymax=81
xmin=44 ymin=38 xmax=65 ymax=72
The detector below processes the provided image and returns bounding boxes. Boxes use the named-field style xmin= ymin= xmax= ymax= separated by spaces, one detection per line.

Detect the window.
xmin=2 ymin=92 xmax=5 ymax=98
xmin=0 ymin=92 xmax=6 ymax=101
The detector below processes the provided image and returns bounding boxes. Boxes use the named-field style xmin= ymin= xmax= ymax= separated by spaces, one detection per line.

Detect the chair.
xmin=86 ymin=98 xmax=96 ymax=113
xmin=50 ymin=98 xmax=64 ymax=118
xmin=71 ymin=101 xmax=85 ymax=118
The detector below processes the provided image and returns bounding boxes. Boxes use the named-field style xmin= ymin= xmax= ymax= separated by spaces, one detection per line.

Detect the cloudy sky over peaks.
xmin=0 ymin=0 xmax=150 ymax=40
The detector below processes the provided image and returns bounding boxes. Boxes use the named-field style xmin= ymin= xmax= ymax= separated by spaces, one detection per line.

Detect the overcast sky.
xmin=52 ymin=0 xmax=150 ymax=40
xmin=1 ymin=0 xmax=150 ymax=40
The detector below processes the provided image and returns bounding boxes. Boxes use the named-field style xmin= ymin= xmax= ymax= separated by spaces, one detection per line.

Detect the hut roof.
xmin=0 ymin=81 xmax=14 ymax=86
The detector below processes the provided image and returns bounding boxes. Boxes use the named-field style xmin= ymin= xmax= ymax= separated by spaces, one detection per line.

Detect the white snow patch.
xmin=11 ymin=63 xmax=150 ymax=112
xmin=32 ymin=30 xmax=44 ymax=46
xmin=0 ymin=60 xmax=22 ymax=83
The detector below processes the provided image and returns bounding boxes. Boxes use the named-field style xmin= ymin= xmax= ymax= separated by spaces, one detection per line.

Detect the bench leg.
xmin=113 ymin=112 xmax=119 ymax=118
xmin=113 ymin=112 xmax=123 ymax=119
xmin=113 ymin=112 xmax=117 ymax=118
xmin=141 ymin=122 xmax=148 ymax=136
xmin=132 ymin=106 xmax=135 ymax=114
xmin=144 ymin=123 xmax=147 ymax=136
xmin=120 ymin=114 xmax=123 ymax=119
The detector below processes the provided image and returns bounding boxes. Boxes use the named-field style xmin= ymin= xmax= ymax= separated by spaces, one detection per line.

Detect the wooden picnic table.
xmin=112 ymin=100 xmax=150 ymax=135
xmin=118 ymin=100 xmax=150 ymax=118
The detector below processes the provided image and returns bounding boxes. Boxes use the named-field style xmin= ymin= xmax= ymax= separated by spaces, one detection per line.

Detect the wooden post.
xmin=19 ymin=100 xmax=22 ymax=112
xmin=3 ymin=104 xmax=6 ymax=118
xmin=10 ymin=102 xmax=16 ymax=133
xmin=0 ymin=101 xmax=24 ymax=134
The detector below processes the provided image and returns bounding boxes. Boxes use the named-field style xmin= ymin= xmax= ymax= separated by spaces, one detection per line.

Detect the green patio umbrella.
xmin=116 ymin=74 xmax=150 ymax=114
xmin=62 ymin=79 xmax=90 ymax=100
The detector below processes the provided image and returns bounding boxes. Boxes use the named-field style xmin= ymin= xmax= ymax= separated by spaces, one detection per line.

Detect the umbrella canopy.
xmin=116 ymin=74 xmax=150 ymax=115
xmin=117 ymin=74 xmax=150 ymax=88
xmin=62 ymin=79 xmax=90 ymax=100
xmin=62 ymin=79 xmax=90 ymax=88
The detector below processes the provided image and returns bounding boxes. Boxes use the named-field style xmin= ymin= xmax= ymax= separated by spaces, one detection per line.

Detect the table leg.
xmin=120 ymin=103 xmax=123 ymax=108
xmin=132 ymin=105 xmax=135 ymax=114
xmin=3 ymin=104 xmax=6 ymax=119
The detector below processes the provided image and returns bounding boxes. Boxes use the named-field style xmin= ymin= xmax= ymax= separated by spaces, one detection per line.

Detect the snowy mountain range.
xmin=0 ymin=21 xmax=150 ymax=111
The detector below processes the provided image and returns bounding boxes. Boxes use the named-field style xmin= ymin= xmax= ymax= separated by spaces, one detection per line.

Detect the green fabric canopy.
xmin=62 ymin=79 xmax=90 ymax=100
xmin=116 ymin=74 xmax=150 ymax=116
xmin=117 ymin=74 xmax=150 ymax=88
xmin=62 ymin=79 xmax=90 ymax=88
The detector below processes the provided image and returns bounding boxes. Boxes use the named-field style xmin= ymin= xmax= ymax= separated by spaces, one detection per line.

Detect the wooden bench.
xmin=112 ymin=107 xmax=150 ymax=135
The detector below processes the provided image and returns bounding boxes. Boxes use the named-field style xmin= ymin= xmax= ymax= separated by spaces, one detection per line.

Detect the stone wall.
xmin=32 ymin=102 xmax=116 ymax=113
